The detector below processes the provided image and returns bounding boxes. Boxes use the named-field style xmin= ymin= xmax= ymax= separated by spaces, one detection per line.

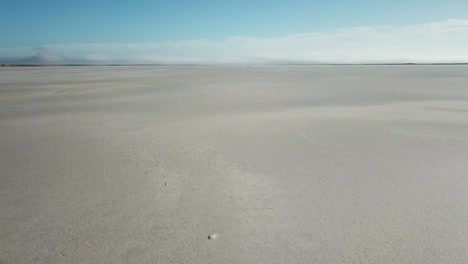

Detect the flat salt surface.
xmin=1 ymin=66 xmax=467 ymax=263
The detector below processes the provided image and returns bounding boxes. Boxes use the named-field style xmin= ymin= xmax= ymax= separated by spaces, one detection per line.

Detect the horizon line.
xmin=2 ymin=62 xmax=468 ymax=67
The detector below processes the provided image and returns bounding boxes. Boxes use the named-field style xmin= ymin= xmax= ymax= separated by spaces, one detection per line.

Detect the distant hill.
xmin=1 ymin=52 xmax=468 ymax=67
xmin=0 ymin=51 xmax=96 ymax=66
xmin=18 ymin=51 xmax=96 ymax=65
xmin=21 ymin=52 xmax=68 ymax=65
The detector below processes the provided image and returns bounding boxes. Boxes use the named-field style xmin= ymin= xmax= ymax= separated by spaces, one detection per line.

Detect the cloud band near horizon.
xmin=2 ymin=19 xmax=468 ymax=64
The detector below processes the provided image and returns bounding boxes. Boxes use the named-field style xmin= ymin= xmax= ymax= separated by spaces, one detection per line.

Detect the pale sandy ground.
xmin=1 ymin=66 xmax=467 ymax=264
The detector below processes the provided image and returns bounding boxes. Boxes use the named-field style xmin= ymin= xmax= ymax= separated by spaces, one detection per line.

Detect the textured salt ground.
xmin=1 ymin=66 xmax=468 ymax=263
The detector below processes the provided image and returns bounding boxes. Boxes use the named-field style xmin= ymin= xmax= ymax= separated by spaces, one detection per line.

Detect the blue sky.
xmin=1 ymin=0 xmax=468 ymax=63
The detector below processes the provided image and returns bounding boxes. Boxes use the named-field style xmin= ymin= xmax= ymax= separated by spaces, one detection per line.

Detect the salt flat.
xmin=1 ymin=66 xmax=467 ymax=263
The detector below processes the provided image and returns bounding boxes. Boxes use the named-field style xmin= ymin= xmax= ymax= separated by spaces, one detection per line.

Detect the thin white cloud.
xmin=2 ymin=19 xmax=468 ymax=64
